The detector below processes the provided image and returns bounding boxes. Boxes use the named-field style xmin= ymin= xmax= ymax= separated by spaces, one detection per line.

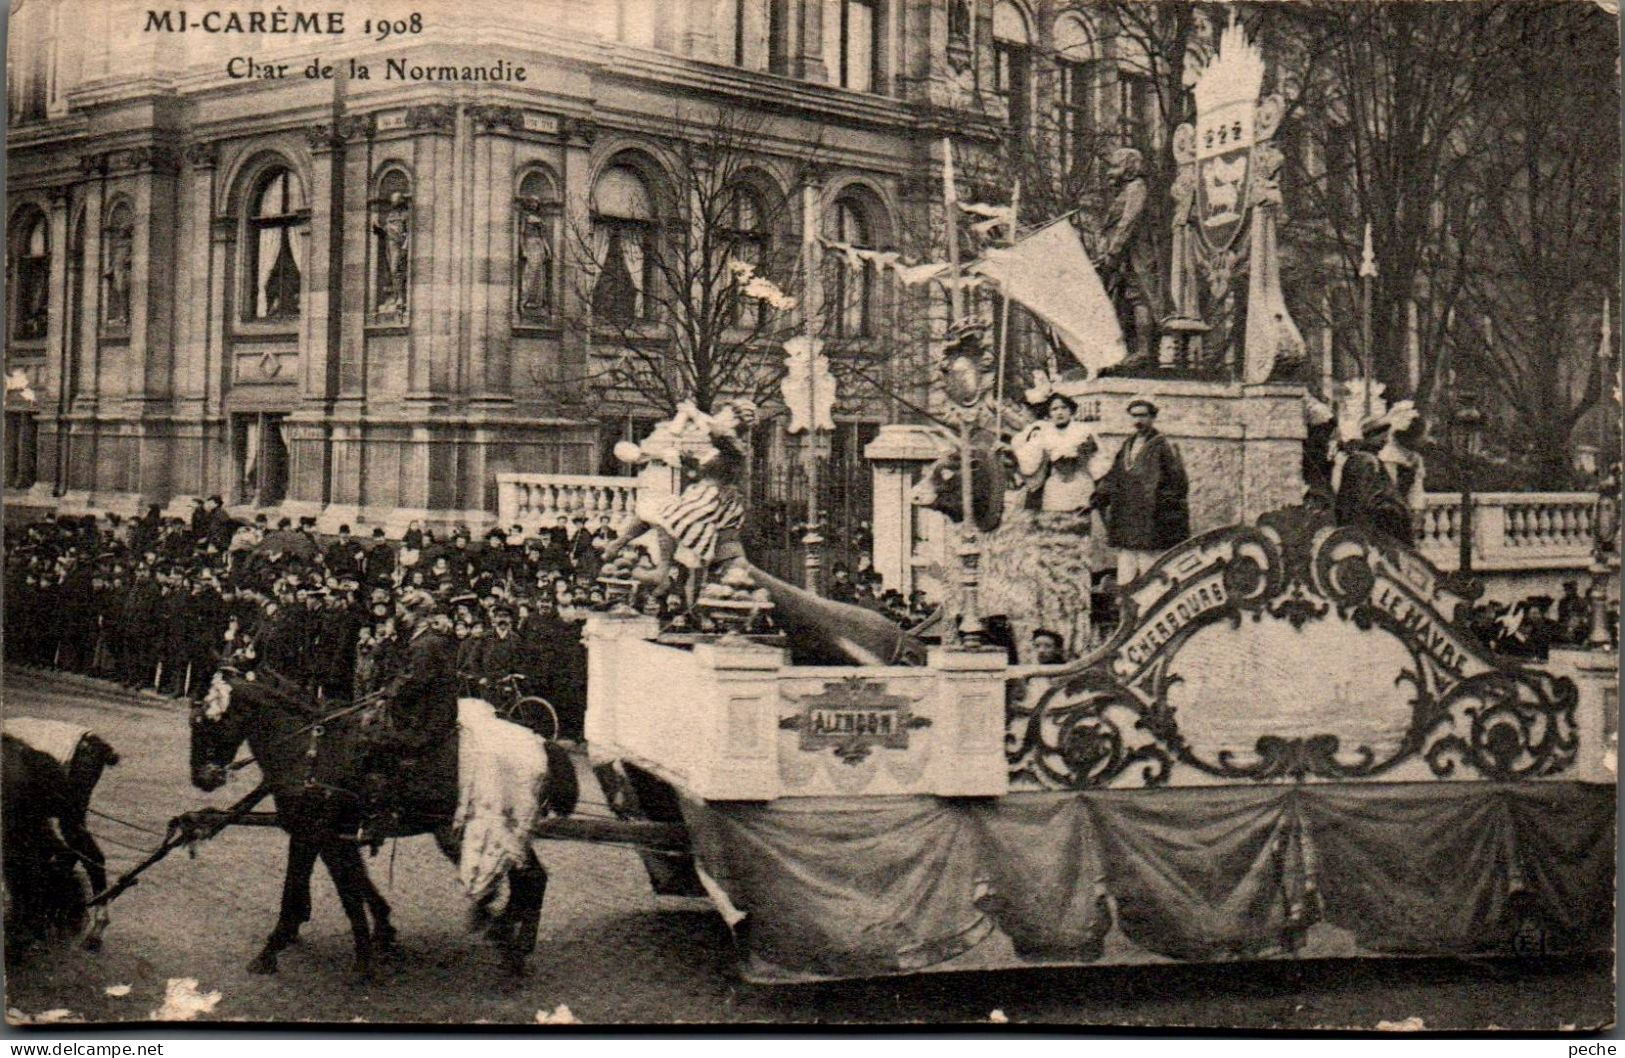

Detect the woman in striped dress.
xmin=605 ymin=400 xmax=757 ymax=604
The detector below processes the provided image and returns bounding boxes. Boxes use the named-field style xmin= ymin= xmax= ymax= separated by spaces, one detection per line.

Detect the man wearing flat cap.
xmin=1096 ymin=396 xmax=1190 ymax=587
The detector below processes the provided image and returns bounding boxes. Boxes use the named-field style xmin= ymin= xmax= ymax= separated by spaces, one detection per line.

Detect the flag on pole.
xmin=970 ymin=219 xmax=1126 ymax=377
xmin=942 ymin=136 xmax=963 ymax=319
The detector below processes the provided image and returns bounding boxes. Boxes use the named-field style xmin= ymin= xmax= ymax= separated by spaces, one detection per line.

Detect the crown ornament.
xmin=1190 ymin=13 xmax=1265 ymax=118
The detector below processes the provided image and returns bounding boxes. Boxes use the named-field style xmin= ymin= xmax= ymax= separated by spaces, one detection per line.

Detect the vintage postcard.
xmin=2 ymin=0 xmax=1617 ymax=1031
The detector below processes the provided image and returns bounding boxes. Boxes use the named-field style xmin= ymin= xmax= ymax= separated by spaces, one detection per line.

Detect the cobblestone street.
xmin=2 ymin=666 xmax=1612 ymax=1029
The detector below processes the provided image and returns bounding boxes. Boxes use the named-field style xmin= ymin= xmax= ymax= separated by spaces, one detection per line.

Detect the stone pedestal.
xmin=865 ymin=423 xmax=950 ymax=595
xmin=1547 ymin=647 xmax=1619 ymax=783
xmin=1072 ymin=376 xmax=1306 ymax=535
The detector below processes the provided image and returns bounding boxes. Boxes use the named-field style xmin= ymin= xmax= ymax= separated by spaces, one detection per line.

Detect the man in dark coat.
xmin=324 ymin=525 xmax=365 ymax=581
xmin=1334 ymin=418 xmax=1413 ymax=545
xmin=568 ymin=514 xmax=601 ymax=580
xmin=540 ymin=515 xmax=572 ymax=574
xmin=121 ymin=568 xmax=162 ymax=688
xmin=363 ymin=528 xmax=396 ymax=585
xmin=360 ymin=591 xmax=460 ymax=839
xmin=468 ymin=605 xmax=534 ymax=689
xmin=189 ymin=498 xmax=210 ymax=541
xmin=1096 ymin=396 xmax=1190 ymax=588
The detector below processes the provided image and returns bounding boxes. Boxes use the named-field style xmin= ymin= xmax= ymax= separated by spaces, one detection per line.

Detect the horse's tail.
xmin=541 ymin=741 xmax=578 ymax=819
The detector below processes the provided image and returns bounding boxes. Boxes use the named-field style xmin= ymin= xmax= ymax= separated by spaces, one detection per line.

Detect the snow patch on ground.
xmin=149 ymin=978 xmax=222 ymax=1021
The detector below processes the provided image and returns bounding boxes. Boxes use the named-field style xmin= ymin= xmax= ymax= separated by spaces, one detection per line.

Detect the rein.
xmin=211 ymin=667 xmax=388 ymax=776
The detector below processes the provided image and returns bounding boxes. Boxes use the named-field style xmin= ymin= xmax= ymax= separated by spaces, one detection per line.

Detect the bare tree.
xmin=1268 ymin=1 xmax=1513 ymax=401
xmin=561 ymin=107 xmax=822 ymax=417
xmin=1455 ymin=0 xmax=1619 ymax=483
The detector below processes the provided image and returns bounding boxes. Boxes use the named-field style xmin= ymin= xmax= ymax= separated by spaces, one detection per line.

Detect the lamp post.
xmin=1454 ymin=402 xmax=1483 ymax=575
xmin=1588 ymin=297 xmax=1619 ymax=649
xmin=941 ymin=329 xmax=987 ymax=649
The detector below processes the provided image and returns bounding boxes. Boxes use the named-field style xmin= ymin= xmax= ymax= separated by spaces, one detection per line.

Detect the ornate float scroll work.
xmin=1007 ymin=673 xmax=1173 ymax=790
xmin=1425 ymin=670 xmax=1579 ymax=782
xmin=1006 ymin=505 xmax=1581 ymax=789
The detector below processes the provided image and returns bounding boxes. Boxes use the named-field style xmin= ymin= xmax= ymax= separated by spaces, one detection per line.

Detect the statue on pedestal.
xmin=372 ymin=191 xmax=411 ymax=318
xmin=1097 ymin=148 xmax=1162 ymax=370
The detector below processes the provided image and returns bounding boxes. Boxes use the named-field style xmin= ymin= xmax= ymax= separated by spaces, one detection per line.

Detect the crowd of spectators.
xmin=1462 ymin=580 xmax=1618 ymax=661
xmin=2 ymin=502 xmax=644 ymax=739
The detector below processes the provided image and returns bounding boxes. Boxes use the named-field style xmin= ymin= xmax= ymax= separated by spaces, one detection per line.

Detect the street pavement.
xmin=2 ymin=665 xmax=1614 ymax=1029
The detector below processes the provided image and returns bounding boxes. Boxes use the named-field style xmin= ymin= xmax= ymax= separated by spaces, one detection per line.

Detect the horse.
xmin=190 ymin=671 xmax=578 ymax=978
xmin=2 ymin=720 xmax=121 ymax=958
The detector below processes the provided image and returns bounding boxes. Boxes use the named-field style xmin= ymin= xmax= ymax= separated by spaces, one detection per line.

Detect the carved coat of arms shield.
xmin=1190 ymin=16 xmax=1267 ymax=254
xmin=1195 ymin=98 xmax=1253 ymax=252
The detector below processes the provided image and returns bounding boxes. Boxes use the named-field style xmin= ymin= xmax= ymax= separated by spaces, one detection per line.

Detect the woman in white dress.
xmin=1011 ymin=394 xmax=1099 ymax=527
xmin=969 ymin=390 xmax=1102 ymax=661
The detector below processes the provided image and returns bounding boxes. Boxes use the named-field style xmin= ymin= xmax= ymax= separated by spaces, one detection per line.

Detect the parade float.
xmin=581 ymin=18 xmax=1618 ymax=984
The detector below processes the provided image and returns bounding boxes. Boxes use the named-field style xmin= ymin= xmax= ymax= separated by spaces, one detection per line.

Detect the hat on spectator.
xmin=1126 ymin=396 xmax=1159 ymax=417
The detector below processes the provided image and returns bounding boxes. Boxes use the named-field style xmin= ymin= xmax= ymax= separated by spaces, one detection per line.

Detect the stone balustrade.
xmin=495 ymin=470 xmax=1599 ymax=587
xmin=496 ymin=472 xmax=638 ymax=528
xmin=1414 ymin=492 xmax=1598 ymax=572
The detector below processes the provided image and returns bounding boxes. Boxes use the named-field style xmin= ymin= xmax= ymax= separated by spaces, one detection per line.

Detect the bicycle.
xmin=485 ymin=672 xmax=561 ymax=744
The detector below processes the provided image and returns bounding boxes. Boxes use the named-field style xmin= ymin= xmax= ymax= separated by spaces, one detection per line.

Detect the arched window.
xmin=101 ymin=199 xmax=134 ymax=334
xmin=1108 ymin=32 xmax=1157 ymax=150
xmin=370 ymin=167 xmax=412 ymax=321
xmin=992 ymin=1 xmax=1031 ymax=149
xmin=591 ymin=164 xmax=659 ymax=324
xmin=722 ymin=183 xmax=771 ymax=328
xmin=1054 ymin=14 xmax=1098 ymax=174
xmin=244 ymin=166 xmax=306 ymax=322
xmin=515 ymin=168 xmax=560 ymax=323
xmin=831 ymin=196 xmax=874 ymax=339
xmin=9 ymin=207 xmax=50 ymax=341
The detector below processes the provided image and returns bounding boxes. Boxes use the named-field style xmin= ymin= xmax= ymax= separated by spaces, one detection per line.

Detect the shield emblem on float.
xmin=1195 ymin=97 xmax=1254 ymax=252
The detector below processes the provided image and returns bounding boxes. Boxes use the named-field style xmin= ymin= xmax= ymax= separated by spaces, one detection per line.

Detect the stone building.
xmin=3 ymin=0 xmax=1170 ymax=529
xmin=3 ymin=0 xmax=1159 ymax=532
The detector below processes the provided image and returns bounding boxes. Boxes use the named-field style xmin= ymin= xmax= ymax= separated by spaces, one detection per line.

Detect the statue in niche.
xmin=372 ymin=191 xmax=411 ymax=318
xmin=517 ymin=202 xmax=554 ymax=320
xmin=103 ymin=227 xmax=132 ymax=330
xmin=1097 ymin=147 xmax=1162 ymax=370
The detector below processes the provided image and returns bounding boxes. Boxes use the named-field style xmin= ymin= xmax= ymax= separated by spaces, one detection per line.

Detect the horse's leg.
xmin=57 ymin=815 xmax=109 ymax=951
xmin=319 ymin=842 xmax=374 ymax=979
xmin=64 ymin=737 xmax=117 ymax=951
xmin=248 ymin=836 xmax=319 ymax=974
xmin=496 ymin=846 xmax=548 ymax=977
xmin=431 ymin=827 xmax=495 ymax=935
xmin=352 ymin=859 xmax=396 ymax=951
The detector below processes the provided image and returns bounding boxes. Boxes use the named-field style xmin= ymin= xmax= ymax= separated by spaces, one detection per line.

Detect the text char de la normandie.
xmin=227 ymin=56 xmax=528 ymax=83
xmin=144 ymin=9 xmax=529 ymax=82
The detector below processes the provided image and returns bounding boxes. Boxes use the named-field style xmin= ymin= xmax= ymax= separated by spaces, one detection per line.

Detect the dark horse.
xmin=190 ymin=673 xmax=578 ymax=978
xmin=2 ymin=725 xmax=120 ymax=957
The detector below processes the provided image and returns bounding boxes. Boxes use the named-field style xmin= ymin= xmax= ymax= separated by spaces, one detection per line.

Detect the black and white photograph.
xmin=1 ymin=0 xmax=1619 ymax=1031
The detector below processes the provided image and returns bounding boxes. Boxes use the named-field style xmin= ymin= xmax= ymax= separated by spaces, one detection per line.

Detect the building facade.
xmin=3 ymin=0 xmax=1148 ymax=531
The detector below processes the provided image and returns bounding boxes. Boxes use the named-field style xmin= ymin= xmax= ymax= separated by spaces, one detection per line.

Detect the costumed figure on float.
xmin=910 ymin=322 xmax=1105 ymax=661
xmin=600 ymin=399 xmax=760 ymax=613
